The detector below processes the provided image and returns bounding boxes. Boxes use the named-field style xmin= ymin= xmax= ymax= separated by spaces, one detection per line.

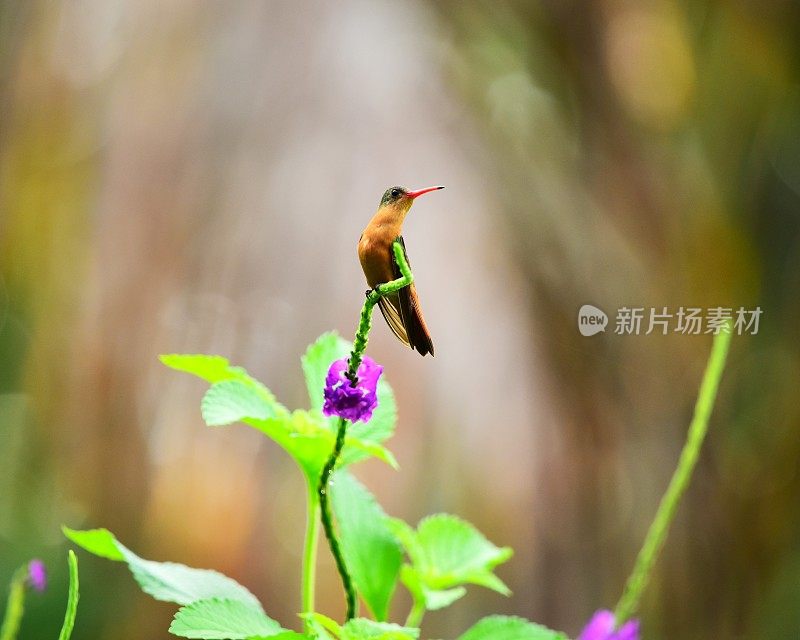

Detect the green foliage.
xmin=303 ymin=614 xmax=417 ymax=640
xmin=1 ymin=552 xmax=81 ymax=640
xmin=65 ymin=527 xmax=307 ymax=639
xmin=300 ymin=333 xmax=397 ymax=468
xmin=456 ymin=616 xmax=568 ymax=640
xmin=398 ymin=566 xmax=465 ymax=612
xmin=160 ymin=355 xmax=276 ymax=388
xmin=57 ymin=550 xmax=80 ymax=640
xmin=161 ymin=334 xmax=397 ymax=486
xmin=169 ymin=598 xmax=285 ymax=639
xmin=301 ymin=332 xmax=341 ymax=414
xmin=340 ymin=619 xmax=418 ymax=640
xmin=390 ymin=514 xmax=513 ymax=599
xmin=63 ymin=527 xmax=260 ymax=607
xmin=330 ymin=471 xmax=402 ymax=621
xmin=66 ymin=335 xmax=574 ymax=640
xmin=60 ymin=527 xmax=125 ymax=561
xmin=201 ymin=380 xmax=281 ymax=426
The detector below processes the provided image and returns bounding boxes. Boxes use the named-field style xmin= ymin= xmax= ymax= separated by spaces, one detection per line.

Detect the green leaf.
xmin=340 ymin=619 xmax=418 ymax=640
xmin=160 ymin=355 xmax=256 ymax=385
xmin=300 ymin=333 xmax=397 ymax=467
xmin=331 ymin=472 xmax=402 ymax=621
xmin=457 ymin=616 xmax=568 ymax=640
xmin=163 ymin=344 xmax=397 ymax=486
xmin=245 ymin=410 xmax=396 ymax=483
xmin=169 ymin=598 xmax=284 ymax=639
xmin=398 ymin=565 xmax=465 ymax=611
xmin=57 ymin=550 xmax=79 ymax=640
xmin=202 ymin=380 xmax=279 ymax=426
xmin=64 ymin=527 xmax=260 ymax=607
xmin=338 ymin=379 xmax=396 ymax=468
xmin=301 ymin=332 xmax=342 ymax=413
xmin=161 ymin=354 xmax=287 ymax=420
xmin=62 ymin=527 xmax=126 ymax=561
xmin=389 ymin=515 xmax=513 ymax=596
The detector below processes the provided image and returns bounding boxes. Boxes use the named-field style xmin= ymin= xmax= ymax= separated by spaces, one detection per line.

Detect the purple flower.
xmin=322 ymin=356 xmax=383 ymax=423
xmin=27 ymin=560 xmax=47 ymax=592
xmin=578 ymin=610 xmax=639 ymax=640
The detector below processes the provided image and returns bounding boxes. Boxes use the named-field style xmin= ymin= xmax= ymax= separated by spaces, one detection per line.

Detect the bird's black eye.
xmin=390 ymin=188 xmax=400 ymax=198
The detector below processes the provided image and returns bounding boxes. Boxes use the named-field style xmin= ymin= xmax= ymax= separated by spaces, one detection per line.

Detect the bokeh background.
xmin=1 ymin=1 xmax=799 ymax=638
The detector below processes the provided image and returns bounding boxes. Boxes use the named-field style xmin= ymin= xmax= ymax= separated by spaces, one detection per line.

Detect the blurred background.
xmin=1 ymin=1 xmax=799 ymax=638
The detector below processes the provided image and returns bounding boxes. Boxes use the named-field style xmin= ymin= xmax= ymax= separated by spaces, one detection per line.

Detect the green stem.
xmin=405 ymin=598 xmax=426 ymax=628
xmin=317 ymin=239 xmax=414 ymax=621
xmin=318 ymin=417 xmax=357 ymax=619
xmin=614 ymin=326 xmax=733 ymax=624
xmin=57 ymin=551 xmax=79 ymax=640
xmin=0 ymin=567 xmax=26 ymax=640
xmin=301 ymin=482 xmax=320 ymax=632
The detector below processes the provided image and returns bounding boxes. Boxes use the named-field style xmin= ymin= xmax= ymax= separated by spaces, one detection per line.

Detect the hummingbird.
xmin=358 ymin=185 xmax=444 ymax=356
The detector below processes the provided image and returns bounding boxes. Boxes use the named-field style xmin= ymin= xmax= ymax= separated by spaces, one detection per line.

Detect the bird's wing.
xmin=391 ymin=236 xmax=434 ymax=356
xmin=378 ymin=294 xmax=410 ymax=347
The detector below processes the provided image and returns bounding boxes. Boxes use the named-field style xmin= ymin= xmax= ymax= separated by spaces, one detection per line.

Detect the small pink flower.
xmin=27 ymin=560 xmax=47 ymax=592
xmin=577 ymin=610 xmax=639 ymax=640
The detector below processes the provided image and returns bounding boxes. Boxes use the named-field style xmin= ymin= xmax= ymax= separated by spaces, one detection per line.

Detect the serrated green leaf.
xmin=344 ymin=439 xmax=399 ymax=470
xmin=250 ymin=634 xmax=309 ymax=640
xmin=169 ymin=598 xmax=283 ymax=639
xmin=340 ymin=619 xmax=418 ymax=640
xmin=301 ymin=332 xmax=343 ymax=413
xmin=337 ymin=379 xmax=396 ymax=467
xmin=399 ymin=565 xmax=465 ymax=611
xmin=457 ymin=616 xmax=568 ymax=640
xmin=201 ymin=380 xmax=280 ymax=426
xmin=239 ymin=409 xmax=396 ymax=483
xmin=331 ymin=472 xmax=402 ymax=621
xmin=389 ymin=514 xmax=513 ymax=597
xmin=65 ymin=527 xmax=260 ymax=607
xmin=161 ymin=354 xmax=286 ymax=418
xmin=163 ymin=343 xmax=397 ymax=485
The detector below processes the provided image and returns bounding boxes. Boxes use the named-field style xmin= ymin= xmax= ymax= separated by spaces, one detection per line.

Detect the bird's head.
xmin=378 ymin=185 xmax=444 ymax=216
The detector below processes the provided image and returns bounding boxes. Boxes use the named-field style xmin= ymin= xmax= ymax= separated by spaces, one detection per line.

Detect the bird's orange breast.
xmin=358 ymin=209 xmax=402 ymax=288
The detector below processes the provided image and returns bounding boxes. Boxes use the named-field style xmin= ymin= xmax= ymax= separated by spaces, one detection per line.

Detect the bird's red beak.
xmin=406 ymin=185 xmax=445 ymax=199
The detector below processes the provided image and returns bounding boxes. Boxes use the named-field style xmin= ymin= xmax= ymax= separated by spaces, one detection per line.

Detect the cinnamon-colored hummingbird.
xmin=358 ymin=185 xmax=444 ymax=356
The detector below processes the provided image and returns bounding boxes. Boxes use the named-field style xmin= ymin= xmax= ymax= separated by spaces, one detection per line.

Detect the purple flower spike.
xmin=322 ymin=356 xmax=383 ymax=423
xmin=27 ymin=559 xmax=47 ymax=592
xmin=578 ymin=610 xmax=639 ymax=640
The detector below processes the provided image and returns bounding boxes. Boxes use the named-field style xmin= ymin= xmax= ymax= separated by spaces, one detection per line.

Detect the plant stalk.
xmin=614 ymin=326 xmax=733 ymax=624
xmin=0 ymin=567 xmax=26 ymax=640
xmin=301 ymin=481 xmax=320 ymax=632
xmin=405 ymin=598 xmax=426 ymax=628
xmin=57 ymin=551 xmax=79 ymax=640
xmin=317 ymin=240 xmax=414 ymax=621
xmin=318 ymin=417 xmax=357 ymax=619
